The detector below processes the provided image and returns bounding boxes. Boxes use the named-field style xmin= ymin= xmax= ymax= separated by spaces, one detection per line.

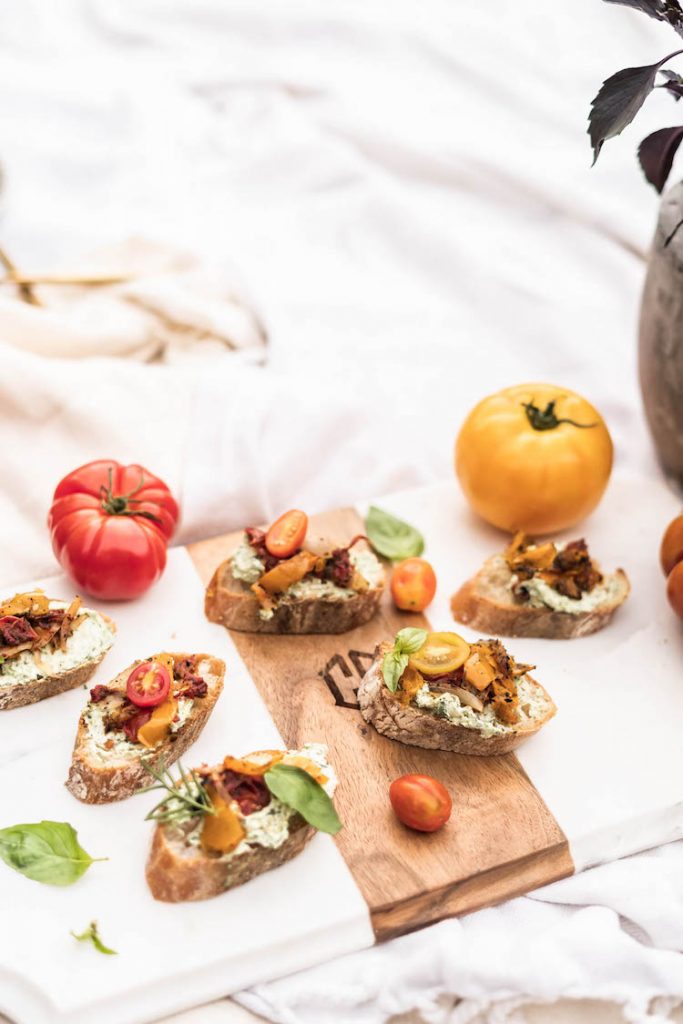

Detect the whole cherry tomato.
xmin=48 ymin=459 xmax=179 ymax=600
xmin=389 ymin=774 xmax=452 ymax=833
xmin=265 ymin=510 xmax=308 ymax=559
xmin=126 ymin=661 xmax=171 ymax=708
xmin=667 ymin=561 xmax=683 ymax=620
xmin=661 ymin=514 xmax=683 ymax=576
xmin=391 ymin=558 xmax=437 ymax=611
xmin=455 ymin=383 xmax=613 ymax=534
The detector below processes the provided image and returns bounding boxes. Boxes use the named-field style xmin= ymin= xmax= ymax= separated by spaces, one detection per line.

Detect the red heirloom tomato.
xmin=389 ymin=774 xmax=452 ymax=833
xmin=265 ymin=510 xmax=308 ymax=559
xmin=661 ymin=514 xmax=683 ymax=577
xmin=48 ymin=459 xmax=179 ymax=601
xmin=126 ymin=661 xmax=171 ymax=707
xmin=391 ymin=558 xmax=437 ymax=612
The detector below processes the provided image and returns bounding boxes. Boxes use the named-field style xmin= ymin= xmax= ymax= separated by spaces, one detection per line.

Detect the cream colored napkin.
xmin=0 ymin=237 xmax=267 ymax=362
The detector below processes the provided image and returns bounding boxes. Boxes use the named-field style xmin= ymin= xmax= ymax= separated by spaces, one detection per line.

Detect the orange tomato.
xmin=265 ymin=510 xmax=308 ymax=558
xmin=667 ymin=561 xmax=683 ymax=620
xmin=455 ymin=383 xmax=613 ymax=534
xmin=661 ymin=515 xmax=683 ymax=576
xmin=389 ymin=774 xmax=452 ymax=833
xmin=390 ymin=558 xmax=437 ymax=611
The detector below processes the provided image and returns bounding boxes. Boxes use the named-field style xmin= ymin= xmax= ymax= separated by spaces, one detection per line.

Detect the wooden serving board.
xmin=189 ymin=506 xmax=574 ymax=940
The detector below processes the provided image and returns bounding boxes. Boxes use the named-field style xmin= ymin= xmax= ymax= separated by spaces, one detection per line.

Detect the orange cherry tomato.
xmin=391 ymin=558 xmax=437 ymax=612
xmin=661 ymin=515 xmax=683 ymax=576
xmin=667 ymin=561 xmax=683 ymax=620
xmin=126 ymin=661 xmax=171 ymax=708
xmin=389 ymin=774 xmax=452 ymax=833
xmin=265 ymin=510 xmax=308 ymax=559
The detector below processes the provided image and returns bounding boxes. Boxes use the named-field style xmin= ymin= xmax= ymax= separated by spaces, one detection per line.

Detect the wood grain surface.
xmin=188 ymin=507 xmax=574 ymax=941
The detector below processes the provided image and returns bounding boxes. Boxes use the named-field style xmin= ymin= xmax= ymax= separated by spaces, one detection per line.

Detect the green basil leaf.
xmin=264 ymin=764 xmax=342 ymax=835
xmin=365 ymin=506 xmax=425 ymax=562
xmin=395 ymin=627 xmax=428 ymax=655
xmin=382 ymin=649 xmax=408 ymax=692
xmin=71 ymin=920 xmax=117 ymax=956
xmin=0 ymin=821 xmax=105 ymax=886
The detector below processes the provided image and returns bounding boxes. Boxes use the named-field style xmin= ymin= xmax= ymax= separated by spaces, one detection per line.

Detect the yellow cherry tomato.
xmin=409 ymin=632 xmax=470 ymax=676
xmin=455 ymin=383 xmax=613 ymax=535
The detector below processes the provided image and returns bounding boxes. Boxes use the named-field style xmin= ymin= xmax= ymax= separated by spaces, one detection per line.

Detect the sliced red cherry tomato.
xmin=126 ymin=661 xmax=171 ymax=708
xmin=389 ymin=774 xmax=452 ymax=833
xmin=265 ymin=510 xmax=308 ymax=559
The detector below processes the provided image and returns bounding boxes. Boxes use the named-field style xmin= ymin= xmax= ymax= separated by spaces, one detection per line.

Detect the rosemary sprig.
xmin=141 ymin=759 xmax=216 ymax=825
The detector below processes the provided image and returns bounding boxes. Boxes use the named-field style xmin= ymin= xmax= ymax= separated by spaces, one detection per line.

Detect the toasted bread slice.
xmin=205 ymin=557 xmax=383 ymax=634
xmin=451 ymin=554 xmax=630 ymax=640
xmin=66 ymin=653 xmax=225 ymax=804
xmin=358 ymin=651 xmax=556 ymax=756
xmin=0 ymin=610 xmax=116 ymax=712
xmin=146 ymin=814 xmax=314 ymax=902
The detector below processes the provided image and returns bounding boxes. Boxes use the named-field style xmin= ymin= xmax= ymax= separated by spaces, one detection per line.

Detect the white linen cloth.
xmin=1 ymin=0 xmax=683 ymax=1021
xmin=0 ymin=237 xmax=266 ymax=361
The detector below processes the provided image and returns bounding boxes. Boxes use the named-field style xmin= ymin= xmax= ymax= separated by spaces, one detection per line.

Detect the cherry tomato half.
xmin=409 ymin=632 xmax=470 ymax=676
xmin=661 ymin=514 xmax=683 ymax=577
xmin=391 ymin=558 xmax=437 ymax=612
xmin=667 ymin=561 xmax=683 ymax=621
xmin=265 ymin=510 xmax=308 ymax=559
xmin=126 ymin=661 xmax=171 ymax=708
xmin=389 ymin=774 xmax=452 ymax=833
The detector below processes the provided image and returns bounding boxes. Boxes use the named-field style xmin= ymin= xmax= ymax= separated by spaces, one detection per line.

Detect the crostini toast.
xmin=451 ymin=533 xmax=629 ymax=639
xmin=66 ymin=652 xmax=224 ymax=803
xmin=0 ymin=592 xmax=115 ymax=711
xmin=358 ymin=630 xmax=556 ymax=756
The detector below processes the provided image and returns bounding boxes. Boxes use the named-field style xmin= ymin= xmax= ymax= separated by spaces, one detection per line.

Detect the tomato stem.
xmin=522 ymin=400 xmax=597 ymax=432
xmin=99 ymin=467 xmax=162 ymax=522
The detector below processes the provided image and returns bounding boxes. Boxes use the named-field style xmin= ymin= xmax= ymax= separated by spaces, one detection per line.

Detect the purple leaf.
xmin=589 ymin=62 xmax=666 ymax=163
xmin=638 ymin=126 xmax=683 ymax=191
xmin=660 ymin=69 xmax=683 ymax=99
xmin=603 ymin=0 xmax=683 ymax=35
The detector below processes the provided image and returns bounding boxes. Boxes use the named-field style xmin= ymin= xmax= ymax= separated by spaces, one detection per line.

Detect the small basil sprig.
xmin=71 ymin=920 xmax=117 ymax=956
xmin=365 ymin=506 xmax=424 ymax=562
xmin=0 ymin=821 xmax=106 ymax=886
xmin=382 ymin=627 xmax=428 ymax=692
xmin=264 ymin=764 xmax=342 ymax=835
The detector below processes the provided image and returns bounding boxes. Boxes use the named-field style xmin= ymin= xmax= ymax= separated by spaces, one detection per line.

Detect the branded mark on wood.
xmin=320 ymin=649 xmax=374 ymax=709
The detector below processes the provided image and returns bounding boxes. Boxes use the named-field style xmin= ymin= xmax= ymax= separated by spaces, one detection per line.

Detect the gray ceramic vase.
xmin=639 ymin=182 xmax=683 ymax=487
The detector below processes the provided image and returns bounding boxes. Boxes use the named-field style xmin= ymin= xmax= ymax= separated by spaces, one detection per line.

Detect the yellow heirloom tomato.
xmin=455 ymin=383 xmax=613 ymax=534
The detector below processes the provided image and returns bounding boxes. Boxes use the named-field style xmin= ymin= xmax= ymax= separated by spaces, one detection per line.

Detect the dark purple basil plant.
xmin=589 ymin=1 xmax=683 ymax=193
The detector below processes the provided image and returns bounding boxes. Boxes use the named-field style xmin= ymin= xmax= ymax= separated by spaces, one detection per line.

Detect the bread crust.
xmin=146 ymin=814 xmax=314 ymax=902
xmin=205 ymin=556 xmax=383 ymax=634
xmin=358 ymin=655 xmax=556 ymax=756
xmin=65 ymin=654 xmax=225 ymax=804
xmin=0 ymin=612 xmax=116 ymax=711
xmin=451 ymin=555 xmax=630 ymax=640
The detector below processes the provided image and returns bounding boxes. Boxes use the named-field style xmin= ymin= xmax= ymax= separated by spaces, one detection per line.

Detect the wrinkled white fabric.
xmin=1 ymin=0 xmax=683 ymax=1021
xmin=0 ymin=237 xmax=266 ymax=361
xmin=238 ymin=844 xmax=683 ymax=1024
